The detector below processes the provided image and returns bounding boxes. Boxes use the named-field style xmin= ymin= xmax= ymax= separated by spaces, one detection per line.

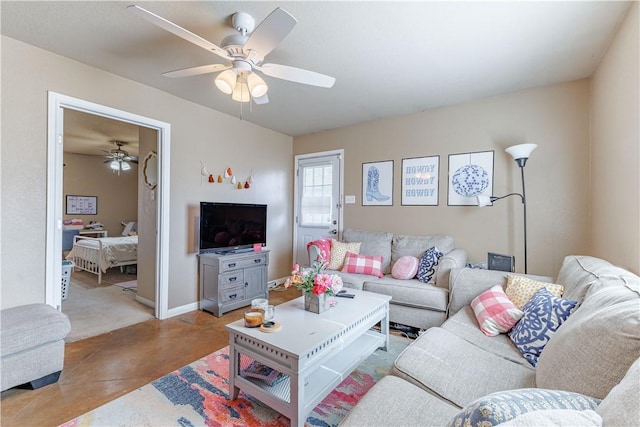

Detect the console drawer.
xmin=221 ymin=255 xmax=267 ymax=271
xmin=221 ymin=286 xmax=245 ymax=304
xmin=220 ymin=271 xmax=244 ymax=288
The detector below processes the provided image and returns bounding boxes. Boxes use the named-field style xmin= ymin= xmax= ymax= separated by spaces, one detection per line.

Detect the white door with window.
xmin=294 ymin=151 xmax=343 ymax=266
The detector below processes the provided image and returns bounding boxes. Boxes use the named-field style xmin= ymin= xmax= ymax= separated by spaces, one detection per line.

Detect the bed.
xmin=66 ymin=235 xmax=138 ymax=284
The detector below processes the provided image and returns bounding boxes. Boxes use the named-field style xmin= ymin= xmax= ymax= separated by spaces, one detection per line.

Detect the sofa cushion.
xmin=341 ymin=252 xmax=383 ymax=278
xmin=596 ymin=357 xmax=640 ymax=427
xmin=1 ymin=304 xmax=71 ymax=356
xmin=391 ymin=255 xmax=419 ymax=279
xmin=447 ymin=388 xmax=600 ymax=427
xmin=343 ymin=229 xmax=393 ymax=274
xmin=508 ymin=288 xmax=578 ymax=367
xmin=504 ymin=274 xmax=564 ymax=310
xmin=555 ymin=255 xmax=635 ymax=302
xmin=470 ymin=285 xmax=523 ymax=336
xmin=391 ymin=234 xmax=454 ymax=266
xmin=363 ymin=276 xmax=448 ymax=312
xmin=536 ymin=275 xmax=640 ymax=399
xmin=330 ymin=269 xmax=374 ymax=290
xmin=392 ymin=327 xmax=536 ymax=407
xmin=340 ymin=376 xmax=459 ymax=427
xmin=442 ymin=307 xmax=531 ymax=367
xmin=327 ymin=239 xmax=360 ymax=270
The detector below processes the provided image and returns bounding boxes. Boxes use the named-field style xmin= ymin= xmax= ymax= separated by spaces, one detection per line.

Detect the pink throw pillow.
xmin=341 ymin=252 xmax=384 ymax=278
xmin=470 ymin=285 xmax=524 ymax=337
xmin=391 ymin=256 xmax=419 ymax=280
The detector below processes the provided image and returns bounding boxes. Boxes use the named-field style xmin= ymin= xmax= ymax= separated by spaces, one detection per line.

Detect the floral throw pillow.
xmin=447 ymin=388 xmax=600 ymax=427
xmin=508 ymin=288 xmax=578 ymax=366
xmin=327 ymin=239 xmax=361 ymax=270
xmin=416 ymin=247 xmax=443 ymax=283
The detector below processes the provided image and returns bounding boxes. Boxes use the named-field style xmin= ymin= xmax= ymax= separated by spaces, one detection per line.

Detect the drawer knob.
xmin=229 ymin=263 xmax=236 ymax=268
xmin=229 ymin=294 xmax=237 ymax=299
xmin=229 ymin=277 xmax=237 ymax=282
xmin=254 ymin=259 xmax=261 ymax=263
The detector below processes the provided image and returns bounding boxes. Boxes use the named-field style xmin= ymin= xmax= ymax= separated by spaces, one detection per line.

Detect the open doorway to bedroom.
xmin=47 ymin=92 xmax=171 ymax=338
xmin=60 ymin=109 xmax=155 ymax=341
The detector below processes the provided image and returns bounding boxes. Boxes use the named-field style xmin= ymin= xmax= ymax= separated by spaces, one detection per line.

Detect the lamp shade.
xmin=247 ymin=72 xmax=268 ymax=98
xmin=214 ymin=69 xmax=237 ymax=95
xmin=110 ymin=160 xmax=120 ymax=170
xmin=505 ymin=144 xmax=538 ymax=161
xmin=231 ymin=80 xmax=250 ymax=103
xmin=121 ymin=161 xmax=132 ymax=171
xmin=476 ymin=195 xmax=492 ymax=207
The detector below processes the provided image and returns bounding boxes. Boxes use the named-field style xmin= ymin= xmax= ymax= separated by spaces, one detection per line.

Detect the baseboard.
xmin=166 ymin=302 xmax=199 ymax=318
xmin=268 ymin=277 xmax=288 ymax=290
xmin=135 ymin=295 xmax=155 ymax=308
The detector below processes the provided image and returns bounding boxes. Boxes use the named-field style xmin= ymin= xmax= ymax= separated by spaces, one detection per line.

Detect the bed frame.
xmin=71 ymin=235 xmax=137 ymax=284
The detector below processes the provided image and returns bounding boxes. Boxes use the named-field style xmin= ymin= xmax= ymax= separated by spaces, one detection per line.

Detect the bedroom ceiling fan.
xmin=128 ymin=5 xmax=335 ymax=105
xmin=103 ymin=141 xmax=138 ymax=175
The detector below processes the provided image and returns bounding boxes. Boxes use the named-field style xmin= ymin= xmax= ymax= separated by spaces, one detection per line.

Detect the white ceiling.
xmin=1 ymin=1 xmax=631 ymax=137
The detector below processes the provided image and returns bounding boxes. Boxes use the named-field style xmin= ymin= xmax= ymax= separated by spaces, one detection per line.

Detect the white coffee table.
xmin=226 ymin=289 xmax=391 ymax=426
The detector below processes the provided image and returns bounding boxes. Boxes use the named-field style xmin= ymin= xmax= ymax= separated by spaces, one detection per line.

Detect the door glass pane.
xmin=300 ymin=163 xmax=333 ymax=227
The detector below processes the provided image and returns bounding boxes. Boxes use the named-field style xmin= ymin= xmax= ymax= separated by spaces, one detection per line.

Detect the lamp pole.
xmin=519 ymin=164 xmax=528 ymax=274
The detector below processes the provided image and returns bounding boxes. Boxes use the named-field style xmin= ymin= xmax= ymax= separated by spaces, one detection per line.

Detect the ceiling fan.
xmin=128 ymin=5 xmax=336 ymax=104
xmin=103 ymin=141 xmax=138 ymax=175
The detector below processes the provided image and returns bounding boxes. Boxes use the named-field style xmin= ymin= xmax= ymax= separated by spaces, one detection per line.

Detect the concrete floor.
xmin=0 ymin=287 xmax=302 ymax=427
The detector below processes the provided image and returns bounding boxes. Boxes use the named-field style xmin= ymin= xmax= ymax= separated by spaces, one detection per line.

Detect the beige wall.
xmin=1 ymin=36 xmax=293 ymax=310
xmin=294 ymin=81 xmax=592 ymax=277
xmin=590 ymin=2 xmax=639 ymax=274
xmin=136 ymin=127 xmax=158 ymax=303
xmin=63 ymin=153 xmax=138 ymax=236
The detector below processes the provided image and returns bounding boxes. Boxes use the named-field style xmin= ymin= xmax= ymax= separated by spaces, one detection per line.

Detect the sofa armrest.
xmin=435 ymin=248 xmax=468 ymax=288
xmin=448 ymin=267 xmax=554 ymax=316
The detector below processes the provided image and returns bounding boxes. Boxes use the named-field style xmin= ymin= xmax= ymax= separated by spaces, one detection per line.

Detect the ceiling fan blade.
xmin=257 ymin=64 xmax=335 ymax=88
xmin=253 ymin=93 xmax=269 ymax=105
xmin=244 ymin=8 xmax=297 ymax=57
xmin=128 ymin=5 xmax=231 ymax=61
xmin=163 ymin=63 xmax=231 ymax=78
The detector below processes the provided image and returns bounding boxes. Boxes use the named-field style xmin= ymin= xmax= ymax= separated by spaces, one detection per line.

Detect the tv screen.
xmin=199 ymin=202 xmax=267 ymax=253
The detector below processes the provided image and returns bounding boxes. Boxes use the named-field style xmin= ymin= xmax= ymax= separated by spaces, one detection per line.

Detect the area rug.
xmin=62 ymin=281 xmax=154 ymax=343
xmin=60 ymin=334 xmax=411 ymax=426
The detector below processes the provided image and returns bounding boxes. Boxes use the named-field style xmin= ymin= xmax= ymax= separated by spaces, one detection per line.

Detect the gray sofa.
xmin=309 ymin=229 xmax=467 ymax=330
xmin=341 ymin=255 xmax=640 ymax=426
xmin=1 ymin=303 xmax=71 ymax=391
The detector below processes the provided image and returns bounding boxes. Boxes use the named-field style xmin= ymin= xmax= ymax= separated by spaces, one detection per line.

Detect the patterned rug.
xmin=60 ymin=334 xmax=410 ymax=426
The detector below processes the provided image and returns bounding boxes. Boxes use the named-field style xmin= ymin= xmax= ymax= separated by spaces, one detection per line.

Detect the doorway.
xmin=46 ymin=92 xmax=171 ymax=319
xmin=293 ymin=150 xmax=344 ymax=265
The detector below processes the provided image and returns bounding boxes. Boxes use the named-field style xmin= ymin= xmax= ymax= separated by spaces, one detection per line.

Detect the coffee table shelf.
xmin=226 ymin=289 xmax=391 ymax=426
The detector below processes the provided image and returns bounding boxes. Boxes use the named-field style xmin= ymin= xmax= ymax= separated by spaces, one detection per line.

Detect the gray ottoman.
xmin=1 ymin=303 xmax=71 ymax=391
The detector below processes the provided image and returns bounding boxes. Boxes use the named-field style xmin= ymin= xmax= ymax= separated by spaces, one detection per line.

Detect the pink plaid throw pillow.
xmin=471 ymin=285 xmax=524 ymax=337
xmin=341 ymin=252 xmax=384 ymax=278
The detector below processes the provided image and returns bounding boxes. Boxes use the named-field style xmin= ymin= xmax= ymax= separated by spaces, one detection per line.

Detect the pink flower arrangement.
xmin=284 ymin=261 xmax=343 ymax=296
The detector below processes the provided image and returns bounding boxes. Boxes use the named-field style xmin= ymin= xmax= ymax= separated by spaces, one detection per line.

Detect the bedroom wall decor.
xmin=362 ymin=160 xmax=393 ymax=206
xmin=66 ymin=195 xmax=98 ymax=215
xmin=401 ymin=156 xmax=439 ymax=206
xmin=447 ymin=151 xmax=494 ymax=206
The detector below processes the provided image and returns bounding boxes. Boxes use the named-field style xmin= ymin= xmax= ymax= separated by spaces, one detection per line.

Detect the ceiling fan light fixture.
xmin=232 ymin=79 xmax=251 ymax=103
xmin=247 ymin=72 xmax=268 ymax=98
xmin=110 ymin=160 xmax=120 ymax=171
xmin=121 ymin=161 xmax=132 ymax=171
xmin=214 ymin=69 xmax=237 ymax=95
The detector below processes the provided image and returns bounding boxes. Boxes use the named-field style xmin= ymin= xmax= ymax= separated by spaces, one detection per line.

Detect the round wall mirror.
xmin=143 ymin=151 xmax=158 ymax=190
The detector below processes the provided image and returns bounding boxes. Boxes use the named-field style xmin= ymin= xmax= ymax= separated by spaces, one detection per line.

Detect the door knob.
xmin=330 ymin=229 xmax=337 ymax=235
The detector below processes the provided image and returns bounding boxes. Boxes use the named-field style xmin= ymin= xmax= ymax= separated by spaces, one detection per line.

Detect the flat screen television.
xmin=199 ymin=202 xmax=267 ymax=254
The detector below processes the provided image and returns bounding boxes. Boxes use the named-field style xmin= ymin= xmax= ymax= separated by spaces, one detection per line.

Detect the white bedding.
xmin=67 ymin=235 xmax=138 ymax=273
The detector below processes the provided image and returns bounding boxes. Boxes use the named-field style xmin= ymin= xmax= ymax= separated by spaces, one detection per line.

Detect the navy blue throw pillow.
xmin=416 ymin=247 xmax=443 ymax=283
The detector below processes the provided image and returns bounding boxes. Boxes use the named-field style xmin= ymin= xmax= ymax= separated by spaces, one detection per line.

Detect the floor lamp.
xmin=477 ymin=143 xmax=537 ymax=274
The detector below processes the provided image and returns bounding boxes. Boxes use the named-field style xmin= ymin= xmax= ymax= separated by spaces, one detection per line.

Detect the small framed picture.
xmin=362 ymin=160 xmax=393 ymax=206
xmin=401 ymin=156 xmax=439 ymax=206
xmin=448 ymin=151 xmax=494 ymax=206
xmin=66 ymin=195 xmax=98 ymax=215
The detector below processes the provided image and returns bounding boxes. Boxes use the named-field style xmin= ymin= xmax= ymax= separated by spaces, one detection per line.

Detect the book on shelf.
xmin=241 ymin=361 xmax=287 ymax=387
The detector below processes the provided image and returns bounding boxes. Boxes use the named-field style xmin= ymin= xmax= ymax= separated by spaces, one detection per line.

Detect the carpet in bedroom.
xmin=62 ymin=271 xmax=154 ymax=342
xmin=60 ymin=334 xmax=411 ymax=426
